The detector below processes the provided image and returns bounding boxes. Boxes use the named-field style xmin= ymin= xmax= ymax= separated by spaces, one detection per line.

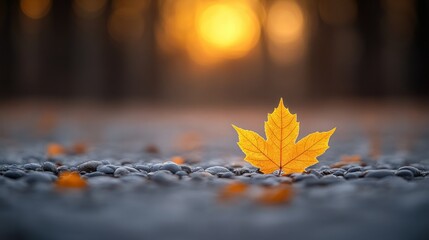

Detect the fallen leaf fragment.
xmin=144 ymin=144 xmax=160 ymax=154
xmin=256 ymin=186 xmax=294 ymax=205
xmin=330 ymin=155 xmax=362 ymax=168
xmin=218 ymin=182 xmax=249 ymax=202
xmin=70 ymin=142 xmax=87 ymax=155
xmin=56 ymin=171 xmax=87 ymax=189
xmin=171 ymin=156 xmax=185 ymax=165
xmin=233 ymin=98 xmax=335 ymax=175
xmin=47 ymin=143 xmax=66 ymax=157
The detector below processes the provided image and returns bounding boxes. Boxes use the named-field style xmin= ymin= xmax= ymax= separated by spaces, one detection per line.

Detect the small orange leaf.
xmin=71 ymin=142 xmax=87 ymax=155
xmin=56 ymin=172 xmax=87 ymax=189
xmin=330 ymin=155 xmax=362 ymax=168
xmin=47 ymin=143 xmax=65 ymax=157
xmin=171 ymin=156 xmax=185 ymax=165
xmin=218 ymin=182 xmax=249 ymax=202
xmin=256 ymin=186 xmax=294 ymax=205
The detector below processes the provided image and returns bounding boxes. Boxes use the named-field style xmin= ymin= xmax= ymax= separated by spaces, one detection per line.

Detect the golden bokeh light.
xmin=196 ymin=2 xmax=260 ymax=57
xmin=158 ymin=0 xmax=261 ymax=65
xmin=265 ymin=0 xmax=306 ymax=65
xmin=20 ymin=0 xmax=52 ymax=20
xmin=266 ymin=0 xmax=304 ymax=45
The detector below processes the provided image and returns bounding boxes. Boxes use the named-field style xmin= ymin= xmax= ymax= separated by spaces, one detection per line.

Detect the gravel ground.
xmin=1 ymin=102 xmax=429 ymax=240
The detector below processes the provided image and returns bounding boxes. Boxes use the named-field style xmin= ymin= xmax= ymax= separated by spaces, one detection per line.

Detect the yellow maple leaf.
xmin=233 ymin=98 xmax=335 ymax=175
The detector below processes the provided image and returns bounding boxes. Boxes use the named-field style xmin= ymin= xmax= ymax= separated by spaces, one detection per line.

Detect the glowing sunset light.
xmin=196 ymin=2 xmax=260 ymax=59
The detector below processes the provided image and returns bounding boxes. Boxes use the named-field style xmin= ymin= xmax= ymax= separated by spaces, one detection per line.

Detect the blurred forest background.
xmin=0 ymin=0 xmax=428 ymax=104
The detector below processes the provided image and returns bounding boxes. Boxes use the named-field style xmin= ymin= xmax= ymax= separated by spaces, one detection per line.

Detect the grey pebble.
xmin=395 ymin=169 xmax=414 ymax=180
xmin=175 ymin=171 xmax=188 ymax=177
xmin=397 ymin=166 xmax=421 ymax=177
xmin=365 ymin=170 xmax=395 ymax=179
xmin=293 ymin=174 xmax=318 ymax=182
xmin=233 ymin=167 xmax=251 ymax=175
xmin=344 ymin=172 xmax=361 ymax=180
xmin=135 ymin=165 xmax=151 ymax=172
xmin=4 ymin=170 xmax=26 ymax=179
xmin=160 ymin=163 xmax=181 ymax=174
xmin=205 ymin=166 xmax=230 ymax=175
xmin=151 ymin=171 xmax=177 ymax=184
xmin=97 ymin=165 xmax=115 ymax=174
xmin=180 ymin=165 xmax=192 ymax=174
xmin=192 ymin=167 xmax=204 ymax=173
xmin=78 ymin=161 xmax=102 ymax=172
xmin=24 ymin=163 xmax=42 ymax=171
xmin=83 ymin=172 xmax=106 ymax=178
xmin=114 ymin=167 xmax=130 ymax=177
xmin=42 ymin=162 xmax=58 ymax=173
xmin=190 ymin=171 xmax=214 ymax=180
xmin=57 ymin=166 xmax=69 ymax=173
xmin=150 ymin=163 xmax=163 ymax=172
xmin=347 ymin=166 xmax=362 ymax=173
xmin=218 ymin=172 xmax=234 ymax=178
xmin=24 ymin=172 xmax=57 ymax=184
xmin=308 ymin=170 xmax=323 ymax=178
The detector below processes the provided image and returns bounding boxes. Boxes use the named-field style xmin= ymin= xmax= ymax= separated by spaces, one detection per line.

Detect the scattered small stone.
xmin=180 ymin=165 xmax=192 ymax=174
xmin=344 ymin=172 xmax=361 ymax=180
xmin=97 ymin=165 xmax=115 ymax=174
xmin=218 ymin=172 xmax=234 ymax=178
xmin=205 ymin=166 xmax=230 ymax=175
xmin=175 ymin=170 xmax=188 ymax=177
xmin=151 ymin=171 xmax=177 ymax=185
xmin=24 ymin=172 xmax=57 ymax=184
xmin=150 ymin=163 xmax=163 ymax=172
xmin=24 ymin=163 xmax=42 ymax=171
xmin=134 ymin=164 xmax=151 ymax=172
xmin=293 ymin=174 xmax=318 ymax=182
xmin=347 ymin=166 xmax=362 ymax=173
xmin=308 ymin=170 xmax=323 ymax=178
xmin=160 ymin=163 xmax=181 ymax=174
xmin=397 ymin=166 xmax=421 ymax=177
xmin=83 ymin=172 xmax=106 ymax=178
xmin=114 ymin=167 xmax=130 ymax=177
xmin=42 ymin=162 xmax=57 ymax=173
xmin=4 ymin=170 xmax=26 ymax=179
xmin=395 ymin=169 xmax=414 ymax=180
xmin=365 ymin=170 xmax=395 ymax=179
xmin=77 ymin=161 xmax=102 ymax=173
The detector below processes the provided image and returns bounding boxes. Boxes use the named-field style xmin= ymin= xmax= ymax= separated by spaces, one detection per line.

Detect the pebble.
xmin=128 ymin=172 xmax=148 ymax=178
xmin=42 ymin=162 xmax=57 ymax=173
xmin=332 ymin=169 xmax=346 ymax=176
xmin=347 ymin=166 xmax=362 ymax=173
xmin=192 ymin=167 xmax=204 ymax=173
xmin=180 ymin=166 xmax=192 ymax=174
xmin=57 ymin=166 xmax=69 ymax=173
xmin=175 ymin=171 xmax=188 ymax=177
xmin=4 ymin=170 xmax=26 ymax=179
xmin=24 ymin=163 xmax=42 ymax=171
xmin=293 ymin=174 xmax=318 ymax=182
xmin=190 ymin=172 xmax=213 ymax=181
xmin=159 ymin=163 xmax=181 ymax=174
xmin=218 ymin=172 xmax=234 ymax=178
xmin=114 ymin=167 xmax=130 ymax=177
xmin=151 ymin=171 xmax=177 ymax=185
xmin=365 ymin=170 xmax=395 ymax=179
xmin=205 ymin=166 xmax=230 ymax=175
xmin=83 ymin=172 xmax=106 ymax=178
xmin=77 ymin=161 xmax=102 ymax=173
xmin=24 ymin=172 xmax=56 ymax=184
xmin=97 ymin=165 xmax=115 ymax=174
xmin=150 ymin=163 xmax=163 ymax=172
xmin=308 ymin=170 xmax=323 ymax=178
xmin=134 ymin=165 xmax=151 ymax=172
xmin=344 ymin=172 xmax=361 ymax=180
xmin=233 ymin=167 xmax=251 ymax=175
xmin=395 ymin=169 xmax=414 ymax=180
xmin=397 ymin=166 xmax=421 ymax=177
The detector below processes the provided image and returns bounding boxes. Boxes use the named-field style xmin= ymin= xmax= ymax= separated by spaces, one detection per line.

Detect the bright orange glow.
xmin=20 ymin=0 xmax=51 ymax=20
xmin=266 ymin=0 xmax=304 ymax=45
xmin=158 ymin=0 xmax=261 ymax=65
xmin=265 ymin=0 xmax=306 ymax=65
